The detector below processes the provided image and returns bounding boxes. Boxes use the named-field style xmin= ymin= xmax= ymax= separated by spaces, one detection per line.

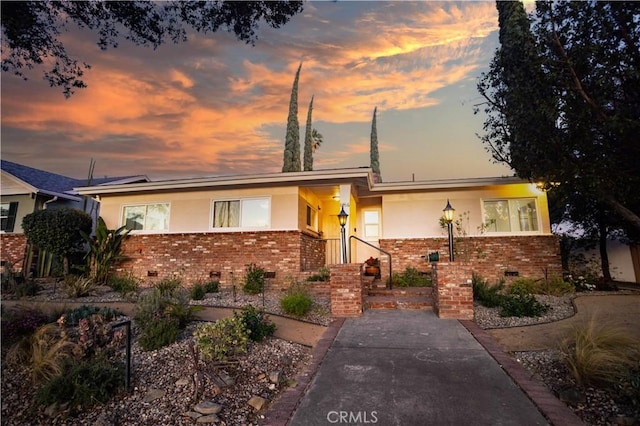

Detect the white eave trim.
xmin=370 ymin=176 xmax=526 ymax=192
xmin=75 ymin=168 xmax=374 ymax=195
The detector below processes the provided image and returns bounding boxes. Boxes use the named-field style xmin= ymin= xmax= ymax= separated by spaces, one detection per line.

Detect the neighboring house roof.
xmin=1 ymin=160 xmax=149 ymax=201
xmin=75 ymin=166 xmax=525 ymax=197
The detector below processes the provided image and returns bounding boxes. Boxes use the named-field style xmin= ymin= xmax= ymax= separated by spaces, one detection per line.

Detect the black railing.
xmin=348 ymin=235 xmax=393 ymax=289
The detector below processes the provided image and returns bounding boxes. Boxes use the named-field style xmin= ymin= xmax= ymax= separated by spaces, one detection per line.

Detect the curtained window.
xmin=483 ymin=199 xmax=539 ymax=233
xmin=212 ymin=198 xmax=269 ymax=229
xmin=122 ymin=203 xmax=169 ymax=231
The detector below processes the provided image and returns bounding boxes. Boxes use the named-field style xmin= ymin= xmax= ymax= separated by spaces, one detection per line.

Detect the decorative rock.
xmin=257 ymin=373 xmax=267 ymax=380
xmin=143 ymin=388 xmax=166 ymax=403
xmin=269 ymin=371 xmax=281 ymax=384
xmin=248 ymin=395 xmax=267 ymax=411
xmin=175 ymin=377 xmax=190 ymax=386
xmin=194 ymin=401 xmax=223 ymax=415
xmin=611 ymin=415 xmax=636 ymax=426
xmin=558 ymin=388 xmax=586 ymax=404
xmin=268 ymin=383 xmax=276 ymax=390
xmin=196 ymin=414 xmax=220 ymax=423
xmin=183 ymin=411 xmax=203 ymax=419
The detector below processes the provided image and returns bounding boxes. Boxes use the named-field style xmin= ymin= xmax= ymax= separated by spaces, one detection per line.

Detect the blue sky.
xmin=1 ymin=1 xmax=514 ymax=182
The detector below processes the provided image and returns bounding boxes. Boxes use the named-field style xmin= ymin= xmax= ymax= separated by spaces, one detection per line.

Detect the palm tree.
xmin=311 ymin=128 xmax=323 ymax=152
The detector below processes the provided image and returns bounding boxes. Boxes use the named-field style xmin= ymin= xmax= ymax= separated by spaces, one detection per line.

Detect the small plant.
xmin=190 ymin=282 xmax=206 ymax=300
xmin=280 ymin=284 xmax=313 ymax=317
xmin=108 ymin=272 xmax=140 ymax=297
xmin=391 ymin=267 xmax=432 ymax=287
xmin=472 ymin=273 xmax=505 ymax=308
xmin=243 ymin=263 xmax=265 ymax=295
xmin=307 ymin=266 xmax=330 ymax=282
xmin=154 ymin=276 xmax=182 ymax=296
xmin=35 ymin=356 xmax=125 ymax=413
xmin=235 ymin=305 xmax=276 ymax=342
xmin=14 ymin=279 xmax=42 ymax=297
xmin=499 ymin=293 xmax=549 ymax=317
xmin=138 ymin=316 xmax=181 ymax=351
xmin=62 ymin=305 xmax=119 ymax=326
xmin=166 ymin=290 xmax=203 ymax=328
xmin=365 ymin=257 xmax=380 ymax=267
xmin=62 ymin=274 xmax=97 ymax=298
xmin=80 ymin=217 xmax=130 ymax=285
xmin=1 ymin=306 xmax=51 ymax=346
xmin=194 ymin=316 xmax=250 ymax=361
xmin=508 ymin=276 xmax=574 ymax=296
xmin=560 ymin=317 xmax=640 ymax=387
xmin=204 ymin=280 xmax=219 ymax=293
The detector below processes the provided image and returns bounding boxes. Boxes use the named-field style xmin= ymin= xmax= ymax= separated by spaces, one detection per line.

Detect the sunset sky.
xmin=1 ymin=1 xmax=515 ymax=183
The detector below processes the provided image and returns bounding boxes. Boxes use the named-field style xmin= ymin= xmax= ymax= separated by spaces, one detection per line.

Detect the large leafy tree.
xmin=476 ymin=1 xmax=640 ymax=238
xmin=1 ymin=1 xmax=303 ymax=97
xmin=370 ymin=107 xmax=382 ymax=182
xmin=282 ymin=62 xmax=302 ymax=172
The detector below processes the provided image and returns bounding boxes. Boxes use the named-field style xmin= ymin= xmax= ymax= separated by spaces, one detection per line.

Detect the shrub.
xmin=499 ymin=293 xmax=549 ymax=317
xmin=154 ymin=276 xmax=183 ymax=296
xmin=62 ymin=275 xmax=97 ymax=298
xmin=204 ymin=280 xmax=219 ymax=293
xmin=1 ymin=307 xmax=51 ymax=346
xmin=71 ymin=314 xmax=125 ymax=360
xmin=391 ymin=267 xmax=432 ymax=287
xmin=508 ymin=276 xmax=575 ymax=296
xmin=138 ymin=316 xmax=181 ymax=351
xmin=194 ymin=317 xmax=250 ymax=361
xmin=7 ymin=324 xmax=76 ymax=383
xmin=190 ymin=282 xmax=206 ymax=300
xmin=14 ymin=280 xmax=42 ymax=297
xmin=35 ymin=356 xmax=124 ymax=413
xmin=235 ymin=305 xmax=276 ymax=342
xmin=243 ymin=263 xmax=265 ymax=294
xmin=560 ymin=317 xmax=640 ymax=387
xmin=80 ymin=216 xmax=130 ymax=285
xmin=472 ymin=273 xmax=505 ymax=308
xmin=108 ymin=272 xmax=140 ymax=297
xmin=166 ymin=291 xmax=203 ymax=328
xmin=280 ymin=285 xmax=313 ymax=317
xmin=508 ymin=278 xmax=538 ymax=295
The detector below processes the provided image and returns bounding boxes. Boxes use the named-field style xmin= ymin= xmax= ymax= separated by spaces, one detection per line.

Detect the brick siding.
xmin=117 ymin=231 xmax=325 ymax=290
xmin=0 ymin=234 xmax=27 ymax=272
xmin=380 ymin=235 xmax=562 ymax=283
xmin=329 ymin=264 xmax=363 ymax=317
xmin=432 ymin=262 xmax=474 ymax=320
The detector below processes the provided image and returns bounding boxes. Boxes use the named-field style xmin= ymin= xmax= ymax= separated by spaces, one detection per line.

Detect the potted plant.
xmin=364 ymin=257 xmax=380 ymax=276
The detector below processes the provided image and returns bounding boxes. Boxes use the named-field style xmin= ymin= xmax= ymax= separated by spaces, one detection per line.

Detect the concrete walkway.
xmin=287 ymin=310 xmax=552 ymax=426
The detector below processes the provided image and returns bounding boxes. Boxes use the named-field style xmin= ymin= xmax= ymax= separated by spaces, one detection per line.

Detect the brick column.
xmin=329 ymin=264 xmax=363 ymax=317
xmin=432 ymin=262 xmax=473 ymax=320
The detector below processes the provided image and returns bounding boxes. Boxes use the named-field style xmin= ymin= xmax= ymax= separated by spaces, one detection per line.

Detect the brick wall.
xmin=330 ymin=264 xmax=363 ymax=317
xmin=117 ymin=231 xmax=325 ymax=290
xmin=432 ymin=262 xmax=473 ymax=320
xmin=300 ymin=232 xmax=326 ymax=272
xmin=380 ymin=235 xmax=561 ymax=283
xmin=0 ymin=234 xmax=27 ymax=272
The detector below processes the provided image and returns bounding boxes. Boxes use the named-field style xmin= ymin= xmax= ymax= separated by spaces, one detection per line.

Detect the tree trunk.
xmin=598 ymin=222 xmax=612 ymax=282
xmin=604 ymin=195 xmax=640 ymax=235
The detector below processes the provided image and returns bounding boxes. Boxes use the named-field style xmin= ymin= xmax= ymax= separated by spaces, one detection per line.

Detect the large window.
xmin=363 ymin=210 xmax=380 ymax=240
xmin=483 ymin=199 xmax=539 ymax=233
xmin=122 ymin=203 xmax=170 ymax=231
xmin=0 ymin=202 xmax=18 ymax=232
xmin=212 ymin=198 xmax=270 ymax=229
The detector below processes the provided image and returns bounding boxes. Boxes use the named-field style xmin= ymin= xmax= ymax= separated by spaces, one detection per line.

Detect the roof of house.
xmin=74 ymin=166 xmax=526 ymax=197
xmin=1 ymin=160 xmax=149 ymax=201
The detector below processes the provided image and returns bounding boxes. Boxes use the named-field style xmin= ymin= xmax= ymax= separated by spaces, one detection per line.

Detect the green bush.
xmin=194 ymin=317 xmax=250 ymax=361
xmin=235 ymin=305 xmax=276 ymax=342
xmin=243 ymin=263 xmax=265 ymax=295
xmin=154 ymin=276 xmax=182 ymax=296
xmin=62 ymin=275 xmax=97 ymax=298
xmin=509 ymin=276 xmax=575 ymax=296
xmin=204 ymin=280 xmax=219 ymax=293
xmin=14 ymin=280 xmax=42 ymax=297
xmin=108 ymin=272 xmax=140 ymax=297
xmin=472 ymin=273 xmax=505 ymax=308
xmin=391 ymin=267 xmax=432 ymax=287
xmin=80 ymin=217 xmax=130 ymax=285
xmin=499 ymin=293 xmax=549 ymax=317
xmin=190 ymin=282 xmax=206 ymax=300
xmin=35 ymin=356 xmax=124 ymax=413
xmin=138 ymin=316 xmax=181 ymax=351
xmin=280 ymin=285 xmax=313 ymax=317
xmin=307 ymin=266 xmax=330 ymax=282
xmin=63 ymin=305 xmax=119 ymax=326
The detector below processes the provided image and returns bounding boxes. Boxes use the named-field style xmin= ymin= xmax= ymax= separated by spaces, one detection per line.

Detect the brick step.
xmin=364 ymin=295 xmax=433 ymax=310
xmin=368 ymin=287 xmax=433 ymax=297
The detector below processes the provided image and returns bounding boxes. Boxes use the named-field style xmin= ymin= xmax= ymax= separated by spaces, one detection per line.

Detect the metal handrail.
xmin=348 ymin=235 xmax=393 ymax=289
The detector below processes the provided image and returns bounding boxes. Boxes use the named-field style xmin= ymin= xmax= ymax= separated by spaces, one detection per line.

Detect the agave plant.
xmin=80 ymin=217 xmax=130 ymax=285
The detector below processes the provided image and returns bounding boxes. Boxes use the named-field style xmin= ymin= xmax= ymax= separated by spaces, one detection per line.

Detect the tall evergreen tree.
xmin=282 ymin=63 xmax=302 ymax=172
xmin=303 ymin=95 xmax=315 ymax=171
xmin=370 ymin=107 xmax=382 ymax=182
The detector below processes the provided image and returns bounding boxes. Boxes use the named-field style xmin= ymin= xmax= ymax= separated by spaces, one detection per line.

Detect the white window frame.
xmin=306 ymin=204 xmax=318 ymax=231
xmin=210 ymin=196 xmax=271 ymax=231
xmin=362 ymin=209 xmax=381 ymax=241
xmin=482 ymin=198 xmax=541 ymax=234
xmin=121 ymin=202 xmax=170 ymax=232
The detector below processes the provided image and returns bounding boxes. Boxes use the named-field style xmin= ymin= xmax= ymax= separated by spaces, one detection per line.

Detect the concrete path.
xmin=288 ymin=310 xmax=550 ymax=426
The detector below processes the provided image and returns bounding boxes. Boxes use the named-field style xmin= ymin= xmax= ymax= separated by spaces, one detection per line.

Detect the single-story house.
xmin=0 ymin=159 xmax=148 ymax=272
xmin=74 ymin=167 xmax=562 ymax=289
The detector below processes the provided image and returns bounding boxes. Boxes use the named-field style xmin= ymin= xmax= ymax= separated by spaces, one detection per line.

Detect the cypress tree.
xmin=303 ymin=95 xmax=314 ymax=171
xmin=370 ymin=107 xmax=382 ymax=182
xmin=282 ymin=63 xmax=302 ymax=172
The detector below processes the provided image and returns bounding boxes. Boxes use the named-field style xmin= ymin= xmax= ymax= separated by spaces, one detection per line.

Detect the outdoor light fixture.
xmin=338 ymin=206 xmax=348 ymax=263
xmin=443 ymin=199 xmax=455 ymax=262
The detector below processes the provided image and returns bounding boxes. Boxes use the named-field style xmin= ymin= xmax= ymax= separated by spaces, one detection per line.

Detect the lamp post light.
xmin=443 ymin=199 xmax=455 ymax=262
xmin=338 ymin=206 xmax=348 ymax=264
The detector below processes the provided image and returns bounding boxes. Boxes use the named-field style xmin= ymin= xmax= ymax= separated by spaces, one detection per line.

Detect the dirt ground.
xmin=487 ymin=294 xmax=640 ymax=352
